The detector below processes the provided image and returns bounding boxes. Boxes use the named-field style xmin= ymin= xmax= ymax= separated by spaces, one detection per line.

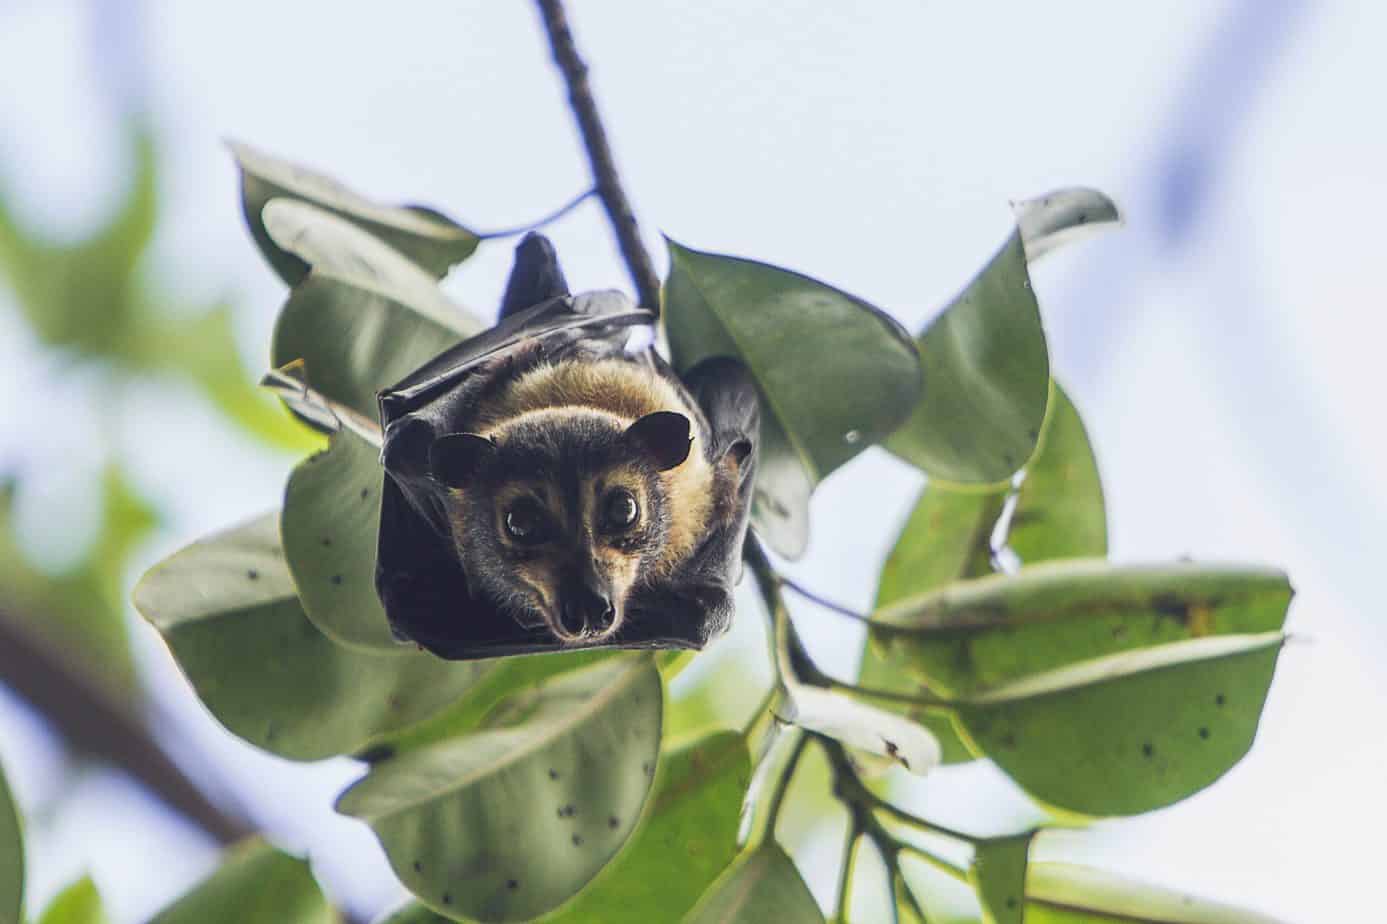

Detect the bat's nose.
xmin=558 ymin=585 xmax=613 ymax=638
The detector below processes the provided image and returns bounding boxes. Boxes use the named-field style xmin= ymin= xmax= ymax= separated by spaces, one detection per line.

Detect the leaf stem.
xmin=755 ymin=730 xmax=809 ymax=845
xmin=826 ymin=679 xmax=953 ymax=709
xmin=533 ymin=0 xmax=664 ymax=315
xmin=834 ymin=822 xmax=862 ymax=921
xmin=474 ymin=187 xmax=597 ymax=239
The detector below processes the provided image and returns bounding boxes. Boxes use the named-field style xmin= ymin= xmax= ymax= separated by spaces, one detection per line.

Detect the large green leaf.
xmin=969 ymin=833 xmax=1034 ymax=924
xmin=1024 ymin=862 xmax=1288 ymax=923
xmin=0 ymin=757 xmax=21 ymax=924
xmin=134 ymin=513 xmax=492 ymax=761
xmin=885 ymin=190 xmax=1119 ymax=484
xmin=872 ymin=561 xmax=1291 ymax=696
xmin=663 ymin=241 xmax=922 ymax=558
xmin=682 ymin=843 xmax=824 ymax=924
xmin=281 ymin=428 xmax=397 ymax=650
xmin=953 ymin=633 xmax=1286 ymax=817
xmin=268 ymin=205 xmax=479 ymax=423
xmin=338 ymin=657 xmax=664 ymax=923
xmin=860 ymin=383 xmax=1107 ymax=760
xmin=231 ymin=141 xmax=479 ymax=286
xmin=539 ymin=730 xmax=748 ymax=922
xmin=148 ymin=839 xmax=335 ymax=924
xmin=36 ymin=878 xmax=107 ymax=924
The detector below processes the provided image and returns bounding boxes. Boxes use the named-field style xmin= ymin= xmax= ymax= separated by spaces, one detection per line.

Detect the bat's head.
xmin=430 ymin=408 xmax=693 ymax=644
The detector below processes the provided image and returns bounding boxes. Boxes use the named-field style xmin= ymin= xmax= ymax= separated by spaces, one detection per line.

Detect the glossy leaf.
xmin=338 ymin=657 xmax=663 ymax=922
xmin=783 ymin=685 xmax=939 ymax=775
xmin=872 ymin=561 xmax=1291 ymax=696
xmin=36 ymin=877 xmax=107 ymax=924
xmin=861 ymin=384 xmax=1106 ymax=759
xmin=148 ymin=839 xmax=335 ymax=924
xmin=954 ymin=633 xmax=1286 ymax=817
xmin=231 ymin=141 xmax=479 ymax=286
xmin=885 ymin=190 xmax=1119 ymax=484
xmin=663 ymin=241 xmax=921 ymax=558
xmin=970 ymin=833 xmax=1034 ymax=924
xmin=544 ymin=731 xmax=749 ymax=923
xmin=281 ymin=428 xmax=397 ymax=649
xmin=0 ymin=757 xmax=21 ymax=924
xmin=1025 ymin=862 xmax=1288 ymax=923
xmin=683 ymin=843 xmax=824 ymax=924
xmin=134 ymin=513 xmax=492 ymax=761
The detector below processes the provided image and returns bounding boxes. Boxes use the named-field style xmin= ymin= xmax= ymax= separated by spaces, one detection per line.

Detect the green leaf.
xmin=36 ymin=877 xmax=108 ymax=924
xmin=885 ymin=190 xmax=1119 ymax=484
xmin=860 ymin=383 xmax=1106 ymax=761
xmin=231 ymin=141 xmax=479 ymax=286
xmin=281 ymin=428 xmax=397 ymax=650
xmin=682 ymin=843 xmax=824 ymax=924
xmin=969 ymin=833 xmax=1034 ymax=924
xmin=338 ymin=657 xmax=664 ymax=923
xmin=269 ymin=213 xmax=480 ymax=425
xmin=952 ymin=633 xmax=1286 ymax=817
xmin=663 ymin=241 xmax=921 ymax=559
xmin=0 ymin=757 xmax=21 ymax=924
xmin=148 ymin=839 xmax=335 ymax=924
xmin=541 ymin=730 xmax=749 ymax=922
xmin=133 ymin=513 xmax=493 ymax=761
xmin=375 ymin=906 xmax=452 ymax=924
xmin=1024 ymin=862 xmax=1288 ymax=923
xmin=872 ymin=561 xmax=1291 ymax=696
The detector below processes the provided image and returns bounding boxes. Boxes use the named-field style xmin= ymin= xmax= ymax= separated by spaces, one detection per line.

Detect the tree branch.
xmin=534 ymin=0 xmax=664 ymax=315
xmin=0 ymin=606 xmax=253 ymax=845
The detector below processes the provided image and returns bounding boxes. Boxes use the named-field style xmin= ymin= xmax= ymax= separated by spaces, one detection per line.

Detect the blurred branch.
xmin=0 ymin=604 xmax=253 ymax=844
xmin=534 ymin=0 xmax=664 ymax=315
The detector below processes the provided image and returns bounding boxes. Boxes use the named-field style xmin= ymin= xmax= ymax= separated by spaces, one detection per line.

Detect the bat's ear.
xmin=430 ymin=433 xmax=497 ymax=487
xmin=624 ymin=412 xmax=693 ymax=471
xmin=499 ymin=232 xmax=570 ymax=318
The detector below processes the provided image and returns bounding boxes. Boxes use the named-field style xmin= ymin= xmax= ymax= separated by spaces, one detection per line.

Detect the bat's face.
xmin=431 ymin=409 xmax=693 ymax=644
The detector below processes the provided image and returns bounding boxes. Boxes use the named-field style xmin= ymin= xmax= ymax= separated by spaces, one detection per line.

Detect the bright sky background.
xmin=0 ymin=1 xmax=1383 ymax=921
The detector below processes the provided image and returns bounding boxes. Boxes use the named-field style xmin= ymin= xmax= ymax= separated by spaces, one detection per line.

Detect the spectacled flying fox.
xmin=374 ymin=233 xmax=759 ymax=660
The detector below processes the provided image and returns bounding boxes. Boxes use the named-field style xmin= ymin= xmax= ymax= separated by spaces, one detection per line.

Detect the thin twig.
xmin=534 ymin=0 xmax=664 ymax=315
xmin=475 ymin=187 xmax=597 ymax=239
xmin=780 ymin=576 xmax=875 ymax=624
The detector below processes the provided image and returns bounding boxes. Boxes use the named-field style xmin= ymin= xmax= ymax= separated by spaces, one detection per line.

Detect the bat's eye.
xmin=602 ymin=489 xmax=640 ymax=532
xmin=505 ymin=499 xmax=548 ymax=544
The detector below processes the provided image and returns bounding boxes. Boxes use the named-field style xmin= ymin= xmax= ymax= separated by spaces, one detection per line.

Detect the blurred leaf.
xmin=885 ymin=190 xmax=1119 ymax=484
xmin=872 ymin=561 xmax=1291 ymax=696
xmin=148 ymin=839 xmax=335 ymax=924
xmin=543 ymin=730 xmax=749 ymax=923
xmin=1024 ymin=862 xmax=1288 ymax=923
xmin=969 ymin=833 xmax=1034 ymax=924
xmin=0 ymin=757 xmax=21 ymax=924
xmin=36 ymin=877 xmax=107 ymax=924
xmin=135 ymin=304 xmax=319 ymax=451
xmin=663 ymin=241 xmax=921 ymax=559
xmin=231 ymin=141 xmax=479 ymax=286
xmin=783 ymin=685 xmax=938 ymax=775
xmin=375 ymin=906 xmax=451 ymax=924
xmin=0 ymin=123 xmax=156 ymax=360
xmin=953 ymin=633 xmax=1286 ymax=817
xmin=0 ymin=467 xmax=157 ymax=694
xmin=861 ymin=383 xmax=1105 ymax=760
xmin=338 ymin=657 xmax=663 ymax=923
xmin=281 ymin=428 xmax=396 ymax=650
xmin=682 ymin=843 xmax=824 ymax=924
xmin=133 ymin=513 xmax=494 ymax=761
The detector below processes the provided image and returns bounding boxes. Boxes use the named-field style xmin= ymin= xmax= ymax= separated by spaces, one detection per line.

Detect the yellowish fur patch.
xmin=474 ymin=359 xmax=714 ymax=574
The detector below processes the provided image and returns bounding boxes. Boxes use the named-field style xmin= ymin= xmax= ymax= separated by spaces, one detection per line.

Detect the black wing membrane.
xmin=373 ymin=233 xmax=757 ymax=660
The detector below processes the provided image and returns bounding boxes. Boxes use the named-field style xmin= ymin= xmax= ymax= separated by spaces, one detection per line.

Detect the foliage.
xmin=122 ymin=143 xmax=1293 ymax=922
xmin=0 ymin=35 xmax=1293 ymax=924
